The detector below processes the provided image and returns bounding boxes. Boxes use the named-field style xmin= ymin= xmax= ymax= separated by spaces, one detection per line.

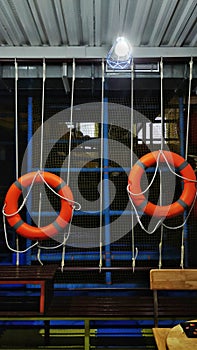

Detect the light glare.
xmin=114 ymin=37 xmax=131 ymax=57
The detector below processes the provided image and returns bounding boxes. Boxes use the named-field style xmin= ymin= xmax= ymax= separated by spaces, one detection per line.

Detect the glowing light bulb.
xmin=106 ymin=36 xmax=132 ymax=69
xmin=114 ymin=37 xmax=131 ymax=57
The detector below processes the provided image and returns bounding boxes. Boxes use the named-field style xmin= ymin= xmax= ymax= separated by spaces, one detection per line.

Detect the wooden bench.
xmin=150 ymin=269 xmax=197 ymax=327
xmin=0 ymin=293 xmax=154 ymax=350
xmin=0 ymin=264 xmax=57 ymax=313
xmin=0 ymin=266 xmax=155 ymax=349
xmin=1 ymin=267 xmax=197 ymax=349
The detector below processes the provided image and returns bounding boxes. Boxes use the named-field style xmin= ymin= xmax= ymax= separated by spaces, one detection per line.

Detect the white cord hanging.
xmin=37 ymin=208 xmax=75 ymax=272
xmin=180 ymin=56 xmax=193 ymax=269
xmin=14 ymin=58 xmax=20 ymax=265
xmin=130 ymin=58 xmax=138 ymax=272
xmin=3 ymin=214 xmax=38 ymax=253
xmin=2 ymin=170 xmax=81 ymax=251
xmin=127 ymin=149 xmax=197 ymax=234
xmin=67 ymin=59 xmax=75 ymax=187
xmin=127 ymin=57 xmax=196 ymax=269
xmin=99 ymin=58 xmax=105 ymax=272
xmin=3 ymin=59 xmax=81 ymax=263
xmin=159 ymin=57 xmax=164 ymax=269
xmin=185 ymin=57 xmax=193 ymax=161
xmin=37 ymin=58 xmax=46 ymax=264
xmin=61 ymin=58 xmax=76 ymax=271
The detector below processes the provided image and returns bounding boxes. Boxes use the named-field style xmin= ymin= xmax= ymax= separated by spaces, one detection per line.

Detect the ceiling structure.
xmin=0 ymin=0 xmax=196 ymax=98
xmin=0 ymin=0 xmax=195 ymax=142
xmin=0 ymin=0 xmax=196 ymax=59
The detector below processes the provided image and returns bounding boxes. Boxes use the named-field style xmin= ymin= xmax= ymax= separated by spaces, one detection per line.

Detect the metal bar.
xmin=0 ymin=46 xmax=196 ymax=58
xmin=44 ymin=320 xmax=50 ymax=345
xmin=153 ymin=290 xmax=158 ymax=327
xmin=40 ymin=167 xmax=171 ymax=173
xmin=103 ymin=98 xmax=111 ymax=284
xmin=1 ymin=62 xmax=197 ymax=78
xmin=58 ymin=266 xmax=153 ymax=271
xmin=30 ymin=251 xmax=164 ymax=261
xmin=30 ymin=210 xmax=133 ymax=216
xmin=84 ymin=319 xmax=90 ymax=350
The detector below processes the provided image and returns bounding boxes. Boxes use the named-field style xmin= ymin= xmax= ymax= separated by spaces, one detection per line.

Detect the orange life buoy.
xmin=128 ymin=151 xmax=196 ymax=218
xmin=4 ymin=172 xmax=73 ymax=240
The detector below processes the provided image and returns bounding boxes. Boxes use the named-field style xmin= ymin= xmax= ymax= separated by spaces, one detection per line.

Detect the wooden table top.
xmin=167 ymin=321 xmax=197 ymax=350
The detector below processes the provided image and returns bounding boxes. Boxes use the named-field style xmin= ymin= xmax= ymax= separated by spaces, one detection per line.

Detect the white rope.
xmin=15 ymin=59 xmax=19 ymax=180
xmin=127 ymin=153 xmax=160 ymax=196
xmin=130 ymin=58 xmax=138 ymax=272
xmin=2 ymin=175 xmax=41 ymax=258
xmin=3 ymin=59 xmax=81 ymax=263
xmin=160 ymin=151 xmax=197 ymax=183
xmin=185 ymin=57 xmax=193 ymax=161
xmin=2 ymin=171 xmax=81 ymax=217
xmin=2 ymin=170 xmax=80 ymax=255
xmin=180 ymin=239 xmax=184 ymax=269
xmin=39 ymin=58 xmax=46 ymax=171
xmin=159 ymin=57 xmax=164 ymax=269
xmin=127 ymin=149 xmax=197 ymax=200
xmin=181 ymin=57 xmax=193 ymax=268
xmin=130 ymin=58 xmax=134 ymax=170
xmin=160 ymin=148 xmax=197 ymax=229
xmin=3 ymin=214 xmax=38 ymax=253
xmin=35 ymin=207 xmax=75 ymax=270
xmin=127 ymin=149 xmax=197 ymax=234
xmin=3 ymin=172 xmax=42 ymax=218
xmin=60 ymin=208 xmax=74 ymax=272
xmin=62 ymin=58 xmax=76 ymax=269
xmin=14 ymin=58 xmax=19 ymax=265
xmin=36 ymin=58 xmax=46 ymax=265
xmin=128 ymin=194 xmax=163 ymax=234
xmin=67 ymin=58 xmax=75 ymax=186
xmin=127 ymin=58 xmax=195 ymax=264
xmin=99 ymin=58 xmax=105 ymax=272
xmin=35 ymin=59 xmax=79 ymax=265
xmin=38 ymin=171 xmax=81 ymax=210
xmin=37 ymin=248 xmax=43 ymax=266
xmin=162 ymin=191 xmax=197 ymax=230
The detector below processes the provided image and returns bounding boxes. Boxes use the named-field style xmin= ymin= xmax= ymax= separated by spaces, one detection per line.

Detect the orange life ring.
xmin=4 ymin=172 xmax=73 ymax=240
xmin=128 ymin=151 xmax=196 ymax=218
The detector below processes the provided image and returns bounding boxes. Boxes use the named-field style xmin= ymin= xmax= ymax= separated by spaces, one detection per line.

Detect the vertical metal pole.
xmin=84 ymin=319 xmax=90 ymax=350
xmin=153 ymin=290 xmax=159 ymax=327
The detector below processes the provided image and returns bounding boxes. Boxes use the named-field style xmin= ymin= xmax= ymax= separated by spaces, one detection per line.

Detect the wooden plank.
xmin=152 ymin=328 xmax=170 ymax=350
xmin=46 ymin=296 xmax=154 ymax=317
xmin=0 ymin=265 xmax=57 ymax=280
xmin=150 ymin=269 xmax=197 ymax=290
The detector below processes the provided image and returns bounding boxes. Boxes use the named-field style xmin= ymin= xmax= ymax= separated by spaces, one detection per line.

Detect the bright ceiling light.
xmin=114 ymin=37 xmax=131 ymax=57
xmin=106 ymin=36 xmax=132 ymax=70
